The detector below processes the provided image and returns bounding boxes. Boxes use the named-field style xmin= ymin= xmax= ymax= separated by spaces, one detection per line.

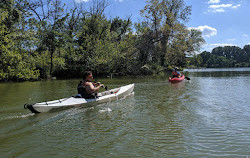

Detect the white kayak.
xmin=24 ymin=83 xmax=134 ymax=113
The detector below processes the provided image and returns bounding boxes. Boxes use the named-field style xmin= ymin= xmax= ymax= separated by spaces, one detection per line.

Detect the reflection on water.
xmin=184 ymin=67 xmax=250 ymax=77
xmin=0 ymin=68 xmax=250 ymax=157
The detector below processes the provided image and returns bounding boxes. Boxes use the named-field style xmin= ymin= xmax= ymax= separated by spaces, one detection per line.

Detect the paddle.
xmin=102 ymin=85 xmax=109 ymax=91
xmin=93 ymin=81 xmax=108 ymax=90
xmin=92 ymin=81 xmax=113 ymax=94
xmin=185 ymin=76 xmax=190 ymax=80
xmin=101 ymin=85 xmax=114 ymax=94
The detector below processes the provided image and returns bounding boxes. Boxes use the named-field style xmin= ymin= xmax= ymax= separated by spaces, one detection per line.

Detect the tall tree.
xmin=160 ymin=0 xmax=191 ymax=65
xmin=139 ymin=0 xmax=203 ymax=69
xmin=23 ymin=0 xmax=69 ymax=77
xmin=243 ymin=45 xmax=250 ymax=63
xmin=186 ymin=29 xmax=205 ymax=53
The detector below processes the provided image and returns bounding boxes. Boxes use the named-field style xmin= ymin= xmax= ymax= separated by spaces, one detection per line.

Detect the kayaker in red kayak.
xmin=172 ymin=67 xmax=181 ymax=78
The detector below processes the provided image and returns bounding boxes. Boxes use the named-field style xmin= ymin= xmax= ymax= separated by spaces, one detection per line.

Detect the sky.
xmin=71 ymin=0 xmax=250 ymax=52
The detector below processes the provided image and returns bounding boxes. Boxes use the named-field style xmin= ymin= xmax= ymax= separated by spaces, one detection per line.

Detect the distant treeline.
xmin=1 ymin=0 xmax=205 ymax=81
xmin=189 ymin=45 xmax=250 ymax=68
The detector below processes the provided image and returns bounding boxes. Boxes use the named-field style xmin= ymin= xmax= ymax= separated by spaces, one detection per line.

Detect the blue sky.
xmin=72 ymin=0 xmax=250 ymax=52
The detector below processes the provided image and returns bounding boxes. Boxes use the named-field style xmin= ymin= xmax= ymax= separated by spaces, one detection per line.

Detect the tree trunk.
xmin=49 ymin=49 xmax=54 ymax=77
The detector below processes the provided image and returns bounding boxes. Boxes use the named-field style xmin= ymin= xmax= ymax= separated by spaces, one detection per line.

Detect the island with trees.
xmin=2 ymin=0 xmax=248 ymax=81
xmin=188 ymin=45 xmax=250 ymax=68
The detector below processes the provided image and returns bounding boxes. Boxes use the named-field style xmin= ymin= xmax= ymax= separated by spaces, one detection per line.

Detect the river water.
xmin=0 ymin=68 xmax=249 ymax=157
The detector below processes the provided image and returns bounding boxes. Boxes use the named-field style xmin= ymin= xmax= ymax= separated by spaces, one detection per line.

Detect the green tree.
xmin=138 ymin=0 xmax=203 ymax=71
xmin=190 ymin=54 xmax=203 ymax=67
xmin=186 ymin=29 xmax=205 ymax=53
xmin=212 ymin=46 xmax=244 ymax=62
xmin=199 ymin=51 xmax=211 ymax=67
xmin=243 ymin=45 xmax=250 ymax=65
xmin=76 ymin=13 xmax=136 ymax=75
xmin=0 ymin=0 xmax=39 ymax=81
xmin=23 ymin=0 xmax=69 ymax=77
xmin=206 ymin=54 xmax=216 ymax=68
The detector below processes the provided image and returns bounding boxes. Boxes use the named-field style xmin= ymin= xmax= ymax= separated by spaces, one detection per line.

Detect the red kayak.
xmin=169 ymin=74 xmax=185 ymax=83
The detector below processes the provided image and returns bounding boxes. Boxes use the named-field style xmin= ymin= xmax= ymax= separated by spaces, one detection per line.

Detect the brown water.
xmin=0 ymin=68 xmax=249 ymax=157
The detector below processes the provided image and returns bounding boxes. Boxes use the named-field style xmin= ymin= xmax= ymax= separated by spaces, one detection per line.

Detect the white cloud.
xmin=209 ymin=43 xmax=236 ymax=50
xmin=227 ymin=38 xmax=236 ymax=42
xmin=210 ymin=43 xmax=236 ymax=47
xmin=208 ymin=0 xmax=220 ymax=4
xmin=232 ymin=4 xmax=241 ymax=9
xmin=75 ymin=0 xmax=125 ymax=3
xmin=75 ymin=0 xmax=90 ymax=3
xmin=209 ymin=4 xmax=232 ymax=9
xmin=207 ymin=3 xmax=241 ymax=13
xmin=243 ymin=34 xmax=249 ymax=37
xmin=189 ymin=25 xmax=217 ymax=37
xmin=209 ymin=8 xmax=225 ymax=12
xmin=203 ymin=43 xmax=238 ymax=51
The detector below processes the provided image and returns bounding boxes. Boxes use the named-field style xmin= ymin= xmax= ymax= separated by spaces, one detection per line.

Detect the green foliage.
xmin=5 ymin=0 xmax=249 ymax=81
xmin=75 ymin=14 xmax=138 ymax=75
xmin=189 ymin=54 xmax=203 ymax=67
xmin=1 ymin=0 xmax=206 ymax=81
xmin=189 ymin=45 xmax=250 ymax=68
xmin=137 ymin=0 xmax=204 ymax=71
xmin=4 ymin=0 xmax=249 ymax=81
xmin=0 ymin=0 xmax=39 ymax=81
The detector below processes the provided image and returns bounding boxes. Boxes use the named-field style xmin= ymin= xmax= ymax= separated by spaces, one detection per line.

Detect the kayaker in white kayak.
xmin=77 ymin=71 xmax=104 ymax=99
xmin=172 ymin=67 xmax=181 ymax=78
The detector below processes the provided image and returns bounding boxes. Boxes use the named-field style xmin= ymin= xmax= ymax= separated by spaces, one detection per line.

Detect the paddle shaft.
xmin=92 ymin=81 xmax=109 ymax=90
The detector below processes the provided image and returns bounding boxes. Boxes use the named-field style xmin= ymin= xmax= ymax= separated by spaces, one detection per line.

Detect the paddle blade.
xmin=185 ymin=76 xmax=190 ymax=80
xmin=101 ymin=85 xmax=109 ymax=90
